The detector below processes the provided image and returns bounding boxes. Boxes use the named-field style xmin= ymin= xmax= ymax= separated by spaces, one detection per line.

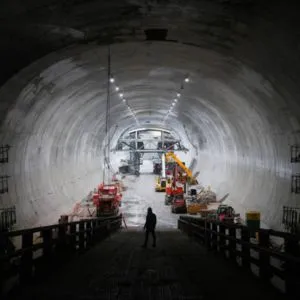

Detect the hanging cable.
xmin=103 ymin=45 xmax=111 ymax=184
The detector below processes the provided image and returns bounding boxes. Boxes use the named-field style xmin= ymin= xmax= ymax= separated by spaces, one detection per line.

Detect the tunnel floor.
xmin=11 ymin=230 xmax=284 ymax=300
xmin=120 ymin=162 xmax=181 ymax=229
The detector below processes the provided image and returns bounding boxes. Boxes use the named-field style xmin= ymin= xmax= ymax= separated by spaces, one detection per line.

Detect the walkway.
xmin=10 ymin=230 xmax=284 ymax=300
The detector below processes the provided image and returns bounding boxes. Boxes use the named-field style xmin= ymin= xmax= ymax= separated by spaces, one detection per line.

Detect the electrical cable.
xmin=103 ymin=45 xmax=111 ymax=184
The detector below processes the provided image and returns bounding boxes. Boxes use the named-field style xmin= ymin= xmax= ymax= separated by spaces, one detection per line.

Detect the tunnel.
xmin=0 ymin=0 xmax=300 ymax=232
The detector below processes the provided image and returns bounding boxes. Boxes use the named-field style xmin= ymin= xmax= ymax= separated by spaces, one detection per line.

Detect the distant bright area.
xmin=120 ymin=160 xmax=181 ymax=229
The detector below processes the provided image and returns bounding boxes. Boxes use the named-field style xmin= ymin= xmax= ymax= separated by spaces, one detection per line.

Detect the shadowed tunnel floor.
xmin=9 ymin=230 xmax=285 ymax=300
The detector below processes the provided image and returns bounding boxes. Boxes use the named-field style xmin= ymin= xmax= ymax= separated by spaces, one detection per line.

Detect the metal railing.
xmin=282 ymin=206 xmax=300 ymax=233
xmin=178 ymin=216 xmax=300 ymax=298
xmin=0 ymin=145 xmax=10 ymax=163
xmin=0 ymin=206 xmax=16 ymax=232
xmin=0 ymin=215 xmax=122 ymax=295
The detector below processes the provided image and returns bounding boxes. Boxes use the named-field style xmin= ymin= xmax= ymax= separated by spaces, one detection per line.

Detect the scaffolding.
xmin=113 ymin=129 xmax=189 ymax=175
xmin=282 ymin=206 xmax=300 ymax=233
xmin=0 ymin=206 xmax=16 ymax=232
xmin=0 ymin=145 xmax=10 ymax=163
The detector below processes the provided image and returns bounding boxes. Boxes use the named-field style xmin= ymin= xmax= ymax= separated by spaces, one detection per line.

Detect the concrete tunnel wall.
xmin=0 ymin=0 xmax=300 ymax=229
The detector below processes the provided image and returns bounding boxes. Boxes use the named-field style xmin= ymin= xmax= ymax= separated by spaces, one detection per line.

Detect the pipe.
xmin=162 ymin=153 xmax=166 ymax=178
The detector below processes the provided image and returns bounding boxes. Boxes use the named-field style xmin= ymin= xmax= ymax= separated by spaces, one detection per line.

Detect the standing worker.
xmin=142 ymin=207 xmax=157 ymax=248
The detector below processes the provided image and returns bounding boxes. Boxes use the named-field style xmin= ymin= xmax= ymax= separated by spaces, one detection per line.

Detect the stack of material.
xmin=186 ymin=186 xmax=216 ymax=215
xmin=187 ymin=186 xmax=229 ymax=217
xmin=196 ymin=187 xmax=217 ymax=204
xmin=68 ymin=193 xmax=97 ymax=221
xmin=70 ymin=204 xmax=97 ymax=221
xmin=186 ymin=201 xmax=207 ymax=214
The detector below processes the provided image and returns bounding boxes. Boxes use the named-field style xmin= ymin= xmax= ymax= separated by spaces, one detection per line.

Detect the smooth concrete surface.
xmin=9 ymin=231 xmax=285 ymax=300
xmin=0 ymin=1 xmax=300 ymax=229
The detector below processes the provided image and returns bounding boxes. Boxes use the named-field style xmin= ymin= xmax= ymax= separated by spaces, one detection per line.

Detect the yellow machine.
xmin=165 ymin=152 xmax=198 ymax=185
xmin=155 ymin=177 xmax=167 ymax=192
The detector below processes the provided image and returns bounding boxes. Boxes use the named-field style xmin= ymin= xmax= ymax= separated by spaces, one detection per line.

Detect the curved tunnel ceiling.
xmin=0 ymin=0 xmax=300 ymax=229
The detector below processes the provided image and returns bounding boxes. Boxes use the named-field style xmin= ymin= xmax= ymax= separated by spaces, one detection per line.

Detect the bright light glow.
xmin=110 ymin=77 xmax=115 ymax=83
xmin=185 ymin=77 xmax=189 ymax=83
xmin=119 ymin=93 xmax=123 ymax=97
xmin=122 ymin=99 xmax=126 ymax=102
xmin=172 ymin=102 xmax=176 ymax=106
xmin=115 ymin=86 xmax=119 ymax=91
xmin=174 ymin=98 xmax=178 ymax=102
xmin=152 ymin=131 xmax=162 ymax=137
xmin=177 ymin=93 xmax=181 ymax=97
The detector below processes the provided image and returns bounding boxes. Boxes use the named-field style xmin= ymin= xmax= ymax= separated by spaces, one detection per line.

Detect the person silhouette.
xmin=142 ymin=207 xmax=157 ymax=248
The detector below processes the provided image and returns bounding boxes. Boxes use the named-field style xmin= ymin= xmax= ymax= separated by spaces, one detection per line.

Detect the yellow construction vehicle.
xmin=155 ymin=152 xmax=168 ymax=192
xmin=155 ymin=176 xmax=167 ymax=192
xmin=165 ymin=152 xmax=198 ymax=185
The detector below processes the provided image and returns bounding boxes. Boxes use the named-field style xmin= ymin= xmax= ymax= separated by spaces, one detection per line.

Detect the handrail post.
xmin=207 ymin=221 xmax=213 ymax=250
xmin=258 ymin=230 xmax=271 ymax=281
xmin=211 ymin=222 xmax=218 ymax=252
xmin=57 ymin=223 xmax=67 ymax=260
xmin=42 ymin=228 xmax=52 ymax=260
xmin=95 ymin=219 xmax=102 ymax=241
xmin=20 ymin=231 xmax=33 ymax=284
xmin=241 ymin=226 xmax=250 ymax=269
xmin=219 ymin=223 xmax=226 ymax=256
xmin=204 ymin=219 xmax=209 ymax=247
xmin=285 ymin=237 xmax=300 ymax=297
xmin=69 ymin=223 xmax=77 ymax=252
xmin=91 ymin=220 xmax=97 ymax=245
xmin=229 ymin=226 xmax=237 ymax=262
xmin=79 ymin=221 xmax=85 ymax=252
xmin=86 ymin=221 xmax=92 ymax=248
xmin=199 ymin=219 xmax=205 ymax=244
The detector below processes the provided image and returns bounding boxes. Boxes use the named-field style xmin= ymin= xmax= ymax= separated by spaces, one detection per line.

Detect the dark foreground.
xmin=9 ymin=230 xmax=285 ymax=300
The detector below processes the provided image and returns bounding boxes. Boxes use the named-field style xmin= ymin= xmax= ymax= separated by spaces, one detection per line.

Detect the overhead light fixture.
xmin=119 ymin=93 xmax=123 ymax=97
xmin=172 ymin=102 xmax=176 ymax=106
xmin=174 ymin=98 xmax=178 ymax=102
xmin=122 ymin=98 xmax=126 ymax=102
xmin=177 ymin=93 xmax=181 ymax=97
xmin=184 ymin=77 xmax=190 ymax=83
xmin=110 ymin=77 xmax=115 ymax=83
xmin=115 ymin=86 xmax=120 ymax=91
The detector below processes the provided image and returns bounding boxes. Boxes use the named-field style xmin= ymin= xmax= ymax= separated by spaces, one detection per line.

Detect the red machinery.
xmin=93 ymin=183 xmax=122 ymax=217
xmin=171 ymin=194 xmax=187 ymax=214
xmin=164 ymin=163 xmax=185 ymax=206
xmin=165 ymin=162 xmax=175 ymax=176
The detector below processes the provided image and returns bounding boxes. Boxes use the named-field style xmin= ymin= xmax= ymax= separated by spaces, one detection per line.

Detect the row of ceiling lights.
xmin=109 ymin=74 xmax=190 ymax=125
xmin=109 ymin=76 xmax=139 ymax=125
xmin=163 ymin=76 xmax=190 ymax=123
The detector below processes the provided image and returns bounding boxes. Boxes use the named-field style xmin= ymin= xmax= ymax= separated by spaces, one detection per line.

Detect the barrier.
xmin=178 ymin=216 xmax=300 ymax=298
xmin=0 ymin=214 xmax=122 ymax=295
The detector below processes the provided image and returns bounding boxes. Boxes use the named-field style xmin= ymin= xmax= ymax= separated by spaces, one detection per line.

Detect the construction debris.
xmin=196 ymin=186 xmax=217 ymax=203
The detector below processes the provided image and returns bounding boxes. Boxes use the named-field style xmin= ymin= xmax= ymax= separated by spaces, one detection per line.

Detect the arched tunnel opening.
xmin=1 ymin=37 xmax=300 ymax=230
xmin=1 ymin=1 xmax=300 ymax=298
xmin=0 ymin=39 xmax=294 ymax=230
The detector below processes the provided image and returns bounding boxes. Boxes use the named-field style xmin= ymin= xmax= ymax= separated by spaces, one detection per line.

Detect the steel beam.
xmin=112 ymin=149 xmax=188 ymax=153
xmin=118 ymin=138 xmax=180 ymax=142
